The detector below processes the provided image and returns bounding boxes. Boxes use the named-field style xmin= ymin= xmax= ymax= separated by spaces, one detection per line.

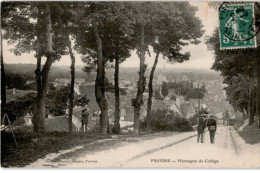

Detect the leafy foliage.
xmin=206 ymin=29 xmax=259 ymax=113
xmin=151 ymin=2 xmax=203 ymax=62
xmin=167 ymin=81 xmax=206 ymax=100
xmin=161 ymin=82 xmax=168 ymax=98
xmin=5 ymin=73 xmax=28 ymax=90
xmin=1 ymin=2 xmax=68 ymax=60
xmin=4 ymin=93 xmax=36 ymax=123
xmin=47 ymin=85 xmax=70 ymax=116
xmin=154 ymin=90 xmax=164 ymax=100
xmin=223 ymin=109 xmax=231 ymax=119
xmin=140 ymin=109 xmax=193 ymax=132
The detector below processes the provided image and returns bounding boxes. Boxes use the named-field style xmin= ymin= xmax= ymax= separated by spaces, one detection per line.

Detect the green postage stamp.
xmin=219 ymin=3 xmax=256 ymax=49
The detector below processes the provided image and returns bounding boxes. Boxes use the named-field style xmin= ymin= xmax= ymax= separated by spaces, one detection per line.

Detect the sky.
xmin=2 ymin=1 xmax=219 ymax=70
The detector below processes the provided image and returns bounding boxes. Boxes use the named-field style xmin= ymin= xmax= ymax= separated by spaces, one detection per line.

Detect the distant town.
xmin=5 ymin=64 xmax=234 ymax=133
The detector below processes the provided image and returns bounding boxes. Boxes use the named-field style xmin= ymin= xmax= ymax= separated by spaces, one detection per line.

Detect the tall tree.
xmin=33 ymin=3 xmax=54 ymax=133
xmin=101 ymin=22 xmax=135 ymax=134
xmin=130 ymin=2 xmax=155 ymax=135
xmin=73 ymin=2 xmax=108 ymax=134
xmin=133 ymin=22 xmax=146 ymax=135
xmin=55 ymin=2 xmax=76 ymax=133
xmin=93 ymin=17 xmax=108 ymax=134
xmin=2 ymin=2 xmax=67 ymax=133
xmin=208 ymin=2 xmax=260 ymax=126
xmin=74 ymin=2 xmax=136 ymax=134
xmin=145 ymin=2 xmax=203 ymax=132
xmin=67 ymin=37 xmax=75 ymax=132
xmin=207 ymin=29 xmax=259 ymax=125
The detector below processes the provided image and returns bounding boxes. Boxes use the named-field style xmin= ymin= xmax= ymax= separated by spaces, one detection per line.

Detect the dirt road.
xmin=27 ymin=126 xmax=260 ymax=168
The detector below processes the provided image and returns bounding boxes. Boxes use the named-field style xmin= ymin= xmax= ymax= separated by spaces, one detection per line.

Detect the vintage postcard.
xmin=1 ymin=0 xmax=260 ymax=169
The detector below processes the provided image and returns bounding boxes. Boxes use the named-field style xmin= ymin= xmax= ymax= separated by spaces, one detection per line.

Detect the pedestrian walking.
xmin=197 ymin=114 xmax=206 ymax=143
xmin=81 ymin=108 xmax=89 ymax=132
xmin=207 ymin=114 xmax=217 ymax=144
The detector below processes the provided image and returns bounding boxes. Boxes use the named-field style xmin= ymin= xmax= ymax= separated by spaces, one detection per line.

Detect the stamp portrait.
xmin=219 ymin=3 xmax=257 ymax=49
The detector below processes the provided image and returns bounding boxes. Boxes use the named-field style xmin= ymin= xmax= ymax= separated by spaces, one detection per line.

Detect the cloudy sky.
xmin=2 ymin=1 xmax=219 ymax=70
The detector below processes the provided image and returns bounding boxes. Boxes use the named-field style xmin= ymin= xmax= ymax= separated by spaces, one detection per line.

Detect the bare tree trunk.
xmin=35 ymin=57 xmax=42 ymax=98
xmin=33 ymin=3 xmax=53 ymax=133
xmin=93 ymin=19 xmax=108 ymax=135
xmin=33 ymin=45 xmax=42 ymax=133
xmin=35 ymin=5 xmax=42 ymax=99
xmin=1 ymin=32 xmax=6 ymax=117
xmin=56 ymin=4 xmax=75 ymax=133
xmin=147 ymin=52 xmax=159 ymax=133
xmin=68 ymin=36 xmax=75 ymax=133
xmin=113 ymin=55 xmax=120 ymax=134
xmin=33 ymin=5 xmax=43 ymax=133
xmin=133 ymin=23 xmax=146 ymax=135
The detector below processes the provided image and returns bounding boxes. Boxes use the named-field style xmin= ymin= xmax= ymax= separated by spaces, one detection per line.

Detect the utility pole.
xmin=212 ymin=100 xmax=215 ymax=115
xmin=198 ymin=82 xmax=200 ymax=114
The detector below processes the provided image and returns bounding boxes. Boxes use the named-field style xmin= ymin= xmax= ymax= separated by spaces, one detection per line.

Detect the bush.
xmin=4 ymin=93 xmax=36 ymax=123
xmin=13 ymin=116 xmax=26 ymax=126
xmin=154 ymin=90 xmax=163 ymax=100
xmin=189 ymin=113 xmax=199 ymax=126
xmin=140 ymin=109 xmax=193 ymax=132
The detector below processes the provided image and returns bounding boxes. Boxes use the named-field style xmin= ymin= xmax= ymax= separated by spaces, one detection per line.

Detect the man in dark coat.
xmin=197 ymin=114 xmax=206 ymax=143
xmin=81 ymin=108 xmax=89 ymax=132
xmin=207 ymin=114 xmax=217 ymax=144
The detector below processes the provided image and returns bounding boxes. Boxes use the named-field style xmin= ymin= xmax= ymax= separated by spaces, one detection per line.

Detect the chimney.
xmin=176 ymin=96 xmax=181 ymax=109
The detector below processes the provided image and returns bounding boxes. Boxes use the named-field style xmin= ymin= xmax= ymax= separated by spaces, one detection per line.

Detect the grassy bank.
xmin=1 ymin=126 xmax=191 ymax=168
xmin=1 ymin=130 xmax=111 ymax=168
xmin=238 ymin=121 xmax=260 ymax=145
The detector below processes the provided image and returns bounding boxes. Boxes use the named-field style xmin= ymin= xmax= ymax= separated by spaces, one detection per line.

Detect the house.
xmin=154 ymin=70 xmax=168 ymax=86
xmin=169 ymin=97 xmax=196 ymax=119
xmin=169 ymin=103 xmax=182 ymax=115
xmin=180 ymin=102 xmax=196 ymax=119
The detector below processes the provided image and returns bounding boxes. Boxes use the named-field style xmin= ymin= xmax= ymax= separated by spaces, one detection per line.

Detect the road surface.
xmin=27 ymin=126 xmax=260 ymax=168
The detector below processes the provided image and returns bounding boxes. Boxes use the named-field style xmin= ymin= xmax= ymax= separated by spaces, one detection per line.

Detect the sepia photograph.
xmin=1 ymin=0 xmax=260 ymax=169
